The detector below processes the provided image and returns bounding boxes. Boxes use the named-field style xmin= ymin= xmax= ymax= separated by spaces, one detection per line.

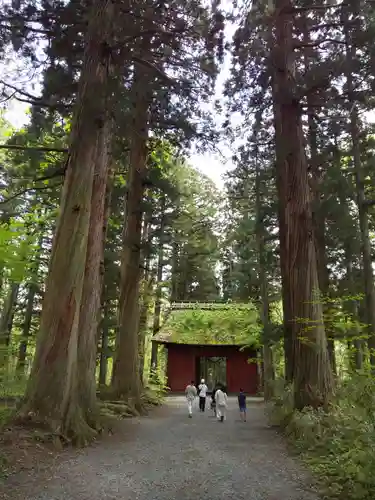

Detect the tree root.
xmin=100 ymin=402 xmax=134 ymax=417
xmin=15 ymin=407 xmax=99 ymax=448
xmin=99 ymin=401 xmax=139 ymax=419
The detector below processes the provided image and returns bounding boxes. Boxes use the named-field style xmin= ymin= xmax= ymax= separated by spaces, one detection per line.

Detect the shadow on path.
xmin=2 ymin=396 xmax=318 ymax=500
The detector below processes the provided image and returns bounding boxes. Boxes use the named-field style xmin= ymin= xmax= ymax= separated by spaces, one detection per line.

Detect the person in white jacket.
xmin=185 ymin=381 xmax=197 ymax=418
xmin=198 ymin=378 xmax=208 ymax=412
xmin=215 ymin=384 xmax=228 ymax=422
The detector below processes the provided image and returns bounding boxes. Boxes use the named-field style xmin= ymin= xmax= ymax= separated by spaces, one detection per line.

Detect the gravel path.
xmin=3 ymin=396 xmax=318 ymax=500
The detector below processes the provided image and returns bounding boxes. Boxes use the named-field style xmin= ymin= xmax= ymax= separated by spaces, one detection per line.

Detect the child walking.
xmin=238 ymin=388 xmax=246 ymax=422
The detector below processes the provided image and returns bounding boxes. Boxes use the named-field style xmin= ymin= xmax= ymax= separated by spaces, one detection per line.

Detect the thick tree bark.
xmin=272 ymin=0 xmax=333 ymax=409
xmin=111 ymin=56 xmax=150 ymax=405
xmin=343 ymin=7 xmax=375 ymax=366
xmin=19 ymin=0 xmax=115 ymax=441
xmin=77 ymin=119 xmax=111 ymax=425
xmin=302 ymin=20 xmax=336 ymax=374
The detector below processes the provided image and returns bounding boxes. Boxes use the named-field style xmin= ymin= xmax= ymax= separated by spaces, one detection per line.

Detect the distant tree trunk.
xmin=112 ymin=54 xmax=151 ymax=405
xmin=139 ymin=276 xmax=154 ymax=383
xmin=343 ymin=7 xmax=375 ymax=366
xmin=272 ymin=0 xmax=333 ymax=409
xmin=138 ymin=213 xmax=153 ymax=384
xmin=344 ymin=243 xmax=363 ymax=371
xmin=255 ymin=149 xmax=274 ymax=400
xmin=171 ymin=236 xmax=179 ymax=302
xmin=150 ymin=197 xmax=166 ymax=373
xmin=314 ymin=219 xmax=336 ymax=371
xmin=17 ymin=225 xmax=46 ymax=373
xmin=99 ymin=297 xmax=110 ymax=386
xmin=19 ymin=0 xmax=115 ymax=441
xmin=272 ymin=140 xmax=293 ymax=380
xmin=98 ymin=170 xmax=114 ymax=387
xmin=0 ymin=282 xmax=20 ymax=350
xmin=17 ymin=283 xmax=37 ymax=372
xmin=0 ymin=267 xmax=4 ymax=300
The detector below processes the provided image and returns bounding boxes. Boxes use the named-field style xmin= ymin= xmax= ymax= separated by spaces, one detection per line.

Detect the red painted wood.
xmin=166 ymin=344 xmax=195 ymax=392
xmin=227 ymin=349 xmax=258 ymax=394
xmin=166 ymin=344 xmax=259 ymax=394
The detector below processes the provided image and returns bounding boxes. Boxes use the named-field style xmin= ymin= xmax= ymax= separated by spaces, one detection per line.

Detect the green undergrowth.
xmin=267 ymin=376 xmax=375 ymax=500
xmin=0 ymin=372 xmax=26 ymax=429
xmin=0 ymin=373 xmax=27 ymax=478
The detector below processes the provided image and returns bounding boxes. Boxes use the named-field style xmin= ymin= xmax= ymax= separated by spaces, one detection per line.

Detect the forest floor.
xmin=1 ymin=396 xmax=319 ymax=500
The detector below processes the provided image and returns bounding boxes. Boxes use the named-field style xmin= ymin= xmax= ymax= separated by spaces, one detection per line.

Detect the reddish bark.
xmin=20 ymin=0 xmax=115 ymax=440
xmin=272 ymin=0 xmax=333 ymax=409
xmin=76 ymin=120 xmax=111 ymax=424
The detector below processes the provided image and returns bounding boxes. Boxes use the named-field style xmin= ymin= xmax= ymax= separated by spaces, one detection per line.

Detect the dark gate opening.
xmin=196 ymin=356 xmax=227 ymax=392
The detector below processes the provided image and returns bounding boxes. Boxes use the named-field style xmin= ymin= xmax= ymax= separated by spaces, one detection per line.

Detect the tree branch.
xmin=1 ymin=80 xmax=71 ymax=109
xmin=294 ymin=39 xmax=346 ymax=50
xmin=0 ymin=144 xmax=68 ymax=153
xmin=132 ymin=56 xmax=175 ymax=83
xmin=0 ymin=184 xmax=61 ymax=206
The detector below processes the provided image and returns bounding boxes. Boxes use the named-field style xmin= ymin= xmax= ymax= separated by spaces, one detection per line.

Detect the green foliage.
xmin=169 ymin=161 xmax=221 ymax=301
xmin=0 ymin=370 xmax=25 ymax=435
xmin=268 ymin=375 xmax=375 ymax=500
xmin=157 ymin=304 xmax=261 ymax=345
xmin=0 ymin=222 xmax=37 ymax=282
xmin=144 ymin=369 xmax=170 ymax=406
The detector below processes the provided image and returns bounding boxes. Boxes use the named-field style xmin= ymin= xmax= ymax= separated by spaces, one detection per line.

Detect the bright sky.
xmin=2 ymin=3 xmax=237 ymax=190
xmin=4 ymin=97 xmax=233 ymax=189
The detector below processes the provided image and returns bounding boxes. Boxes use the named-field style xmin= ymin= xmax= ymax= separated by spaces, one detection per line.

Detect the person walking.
xmin=198 ymin=378 xmax=208 ymax=412
xmin=210 ymin=385 xmax=217 ymax=417
xmin=215 ymin=384 xmax=228 ymax=422
xmin=238 ymin=388 xmax=247 ymax=422
xmin=185 ymin=380 xmax=197 ymax=418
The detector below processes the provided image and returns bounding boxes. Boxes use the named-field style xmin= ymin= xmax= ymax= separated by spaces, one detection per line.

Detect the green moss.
xmin=156 ymin=305 xmax=261 ymax=346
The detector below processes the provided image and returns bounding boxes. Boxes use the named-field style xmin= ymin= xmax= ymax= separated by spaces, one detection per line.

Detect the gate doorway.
xmin=196 ymin=356 xmax=227 ymax=392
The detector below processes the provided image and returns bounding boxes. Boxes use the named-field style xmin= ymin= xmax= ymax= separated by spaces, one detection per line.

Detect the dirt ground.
xmin=0 ymin=396 xmax=319 ymax=500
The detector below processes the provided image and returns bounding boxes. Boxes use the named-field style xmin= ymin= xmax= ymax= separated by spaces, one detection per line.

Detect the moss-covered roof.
xmin=154 ymin=305 xmax=261 ymax=346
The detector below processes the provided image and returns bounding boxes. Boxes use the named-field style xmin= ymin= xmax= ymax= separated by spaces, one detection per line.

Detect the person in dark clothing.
xmin=210 ymin=385 xmax=218 ymax=416
xmin=238 ymin=388 xmax=246 ymax=422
